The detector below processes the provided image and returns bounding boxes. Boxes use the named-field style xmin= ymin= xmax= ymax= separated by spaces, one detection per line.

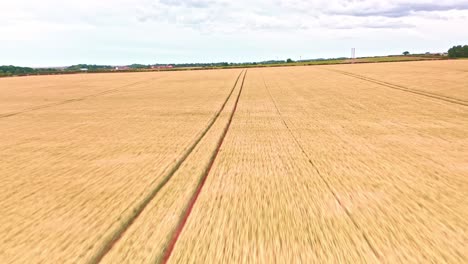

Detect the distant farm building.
xmin=151 ymin=65 xmax=174 ymax=70
xmin=115 ymin=66 xmax=130 ymax=71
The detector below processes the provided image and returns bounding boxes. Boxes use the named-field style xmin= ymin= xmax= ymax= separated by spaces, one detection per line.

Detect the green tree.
xmin=286 ymin=58 xmax=293 ymax=63
xmin=0 ymin=65 xmax=36 ymax=76
xmin=403 ymin=51 xmax=410 ymax=56
xmin=448 ymin=45 xmax=468 ymax=58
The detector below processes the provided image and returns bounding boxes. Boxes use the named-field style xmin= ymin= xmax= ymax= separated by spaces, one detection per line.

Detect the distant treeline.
xmin=0 ymin=65 xmax=60 ymax=76
xmin=1 ymin=45 xmax=465 ymax=77
xmin=448 ymin=45 xmax=468 ymax=58
xmin=66 ymin=64 xmax=113 ymax=71
xmin=0 ymin=64 xmax=125 ymax=77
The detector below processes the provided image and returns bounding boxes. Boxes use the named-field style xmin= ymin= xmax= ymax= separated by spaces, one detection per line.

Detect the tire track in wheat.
xmin=89 ymin=70 xmax=245 ymax=264
xmin=328 ymin=69 xmax=467 ymax=107
xmin=261 ymin=74 xmax=381 ymax=260
xmin=161 ymin=70 xmax=247 ymax=264
xmin=0 ymin=77 xmax=161 ymax=119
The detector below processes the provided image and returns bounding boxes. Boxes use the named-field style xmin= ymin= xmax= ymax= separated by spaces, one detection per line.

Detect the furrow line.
xmin=329 ymin=69 xmax=468 ymax=107
xmin=262 ymin=76 xmax=381 ymax=261
xmin=161 ymin=70 xmax=248 ymax=264
xmin=0 ymin=77 xmax=158 ymax=119
xmin=89 ymin=70 xmax=245 ymax=264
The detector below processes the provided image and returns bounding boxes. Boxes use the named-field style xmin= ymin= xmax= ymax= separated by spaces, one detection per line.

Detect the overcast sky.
xmin=1 ymin=0 xmax=467 ymax=66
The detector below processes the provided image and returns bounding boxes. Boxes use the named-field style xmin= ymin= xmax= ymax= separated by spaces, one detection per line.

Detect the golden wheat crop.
xmin=326 ymin=60 xmax=468 ymax=101
xmin=99 ymin=70 xmax=246 ymax=264
xmin=0 ymin=69 xmax=241 ymax=263
xmin=167 ymin=63 xmax=467 ymax=263
xmin=0 ymin=60 xmax=466 ymax=263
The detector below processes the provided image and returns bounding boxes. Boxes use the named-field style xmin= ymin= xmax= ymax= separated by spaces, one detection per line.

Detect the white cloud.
xmin=0 ymin=0 xmax=467 ymax=66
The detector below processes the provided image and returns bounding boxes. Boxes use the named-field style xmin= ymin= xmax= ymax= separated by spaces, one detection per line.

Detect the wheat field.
xmin=0 ymin=60 xmax=466 ymax=263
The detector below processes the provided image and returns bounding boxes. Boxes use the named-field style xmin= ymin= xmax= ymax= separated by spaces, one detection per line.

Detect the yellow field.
xmin=0 ymin=60 xmax=466 ymax=263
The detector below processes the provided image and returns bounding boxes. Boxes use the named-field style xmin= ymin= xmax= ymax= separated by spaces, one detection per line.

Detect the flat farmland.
xmin=0 ymin=69 xmax=243 ymax=262
xmin=0 ymin=60 xmax=467 ymax=263
xmin=326 ymin=60 xmax=468 ymax=102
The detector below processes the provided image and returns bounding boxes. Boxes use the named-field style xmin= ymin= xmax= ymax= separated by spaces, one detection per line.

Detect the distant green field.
xmin=353 ymin=55 xmax=444 ymax=62
xmin=258 ymin=55 xmax=445 ymax=68
xmin=204 ymin=55 xmax=447 ymax=70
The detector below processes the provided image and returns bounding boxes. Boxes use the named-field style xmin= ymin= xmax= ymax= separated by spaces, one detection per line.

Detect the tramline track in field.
xmin=89 ymin=69 xmax=245 ymax=264
xmin=0 ymin=77 xmax=163 ymax=119
xmin=329 ymin=69 xmax=468 ymax=107
xmin=261 ymin=75 xmax=381 ymax=261
xmin=161 ymin=70 xmax=247 ymax=264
